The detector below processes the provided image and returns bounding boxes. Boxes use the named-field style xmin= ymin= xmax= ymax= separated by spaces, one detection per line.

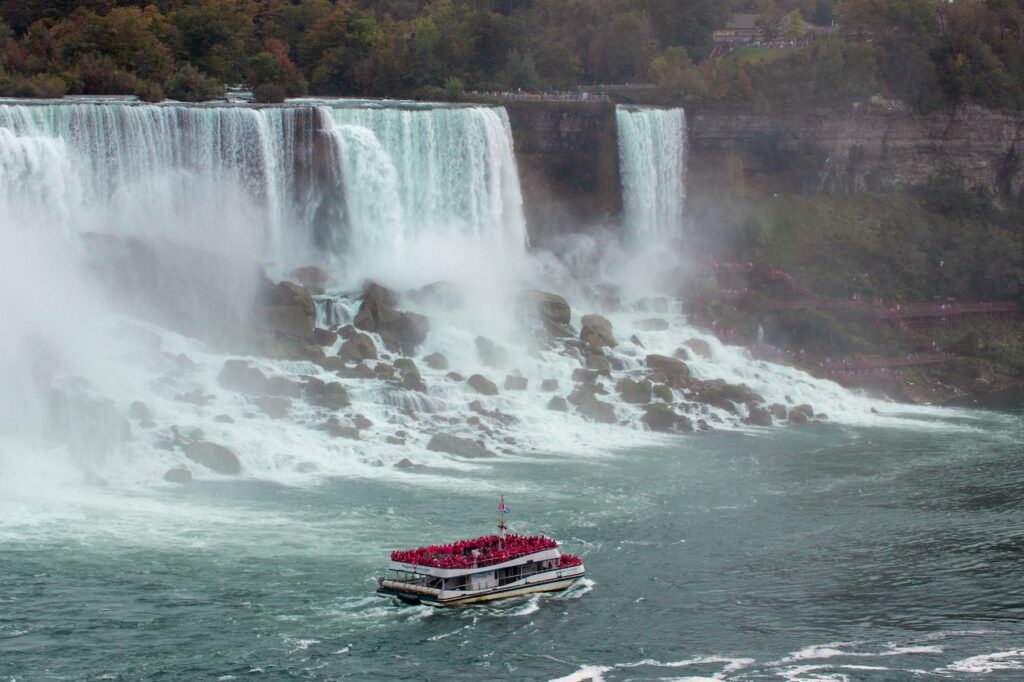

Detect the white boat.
xmin=376 ymin=503 xmax=586 ymax=607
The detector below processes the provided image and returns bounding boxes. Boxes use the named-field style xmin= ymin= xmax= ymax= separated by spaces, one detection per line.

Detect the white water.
xmin=0 ymin=98 xmax=966 ymax=495
xmin=615 ymin=106 xmax=687 ymax=246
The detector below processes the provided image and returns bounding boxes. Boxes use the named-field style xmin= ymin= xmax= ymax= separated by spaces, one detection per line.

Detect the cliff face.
xmin=503 ymin=101 xmax=622 ymax=245
xmin=686 ymin=105 xmax=1024 ymax=201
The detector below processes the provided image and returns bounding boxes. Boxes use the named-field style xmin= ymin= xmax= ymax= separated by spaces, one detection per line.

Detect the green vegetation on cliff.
xmin=0 ymin=1 xmax=1020 ymax=109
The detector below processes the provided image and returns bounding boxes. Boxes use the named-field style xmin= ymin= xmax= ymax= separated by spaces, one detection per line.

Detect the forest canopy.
xmin=0 ymin=0 xmax=1020 ymax=109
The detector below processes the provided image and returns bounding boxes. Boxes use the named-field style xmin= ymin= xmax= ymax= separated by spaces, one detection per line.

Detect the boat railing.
xmin=379 ymin=578 xmax=441 ymax=597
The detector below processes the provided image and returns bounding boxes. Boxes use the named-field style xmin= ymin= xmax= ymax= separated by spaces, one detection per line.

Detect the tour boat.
xmin=377 ymin=502 xmax=586 ymax=607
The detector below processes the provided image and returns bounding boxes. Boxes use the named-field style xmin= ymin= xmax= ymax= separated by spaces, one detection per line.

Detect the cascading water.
xmin=616 ymin=105 xmax=687 ymax=246
xmin=325 ymin=102 xmax=528 ymax=261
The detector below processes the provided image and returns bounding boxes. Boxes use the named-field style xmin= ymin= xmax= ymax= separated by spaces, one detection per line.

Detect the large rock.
xmin=290 ymin=266 xmax=332 ymax=290
xmin=683 ymin=338 xmax=712 ymax=359
xmin=746 ymin=404 xmax=773 ymax=427
xmin=688 ymin=379 xmax=763 ymax=414
xmin=339 ymin=332 xmax=377 ymax=361
xmin=475 ymin=336 xmax=509 ymax=368
xmin=577 ymin=398 xmax=617 ymax=424
xmin=184 ymin=441 xmax=241 ymax=475
xmin=303 ymin=377 xmax=350 ymax=409
xmin=260 ymin=280 xmax=316 ymax=343
xmin=313 ymin=328 xmax=338 ymax=346
xmin=616 ymin=378 xmax=652 ymax=404
xmin=645 ymin=354 xmax=690 ymax=388
xmin=547 ymin=396 xmax=569 ymax=411
xmin=504 ymin=375 xmax=528 ymax=391
xmin=642 ymin=404 xmax=693 ymax=433
xmin=789 ymin=404 xmax=815 ymax=424
xmin=580 ymin=314 xmax=616 ymax=349
xmin=163 ymin=466 xmax=192 ymax=484
xmin=519 ymin=289 xmax=574 ymax=338
xmin=427 ymin=433 xmax=496 ymax=458
xmin=540 ymin=379 xmax=559 ymax=392
xmin=468 ymin=374 xmax=499 ymax=396
xmin=353 ymin=282 xmax=429 ymax=353
xmin=218 ymin=360 xmax=302 ymax=397
xmin=424 ymin=352 xmax=449 ymax=370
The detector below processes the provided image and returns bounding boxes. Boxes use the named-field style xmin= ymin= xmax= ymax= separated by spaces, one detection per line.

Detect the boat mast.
xmin=498 ymin=495 xmax=507 ymax=548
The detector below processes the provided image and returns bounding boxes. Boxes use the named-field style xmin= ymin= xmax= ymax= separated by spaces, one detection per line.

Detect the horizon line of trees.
xmin=0 ymin=0 xmax=1020 ymax=111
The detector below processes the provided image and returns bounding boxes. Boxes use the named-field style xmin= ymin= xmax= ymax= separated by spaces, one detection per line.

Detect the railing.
xmin=378 ymin=578 xmax=441 ymax=597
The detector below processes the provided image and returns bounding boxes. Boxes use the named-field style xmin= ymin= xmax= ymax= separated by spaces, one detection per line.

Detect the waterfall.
xmin=326 ymin=102 xmax=528 ymax=259
xmin=616 ymin=106 xmax=687 ymax=246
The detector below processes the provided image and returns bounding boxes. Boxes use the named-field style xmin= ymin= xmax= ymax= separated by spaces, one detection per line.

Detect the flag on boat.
xmin=499 ymin=502 xmax=510 ymax=514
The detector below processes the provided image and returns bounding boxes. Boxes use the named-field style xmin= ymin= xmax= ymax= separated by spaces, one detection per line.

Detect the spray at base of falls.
xmin=0 ymin=99 xmax=967 ymax=494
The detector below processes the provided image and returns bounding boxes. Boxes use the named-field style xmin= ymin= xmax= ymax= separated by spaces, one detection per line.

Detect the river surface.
xmin=2 ymin=406 xmax=1022 ymax=681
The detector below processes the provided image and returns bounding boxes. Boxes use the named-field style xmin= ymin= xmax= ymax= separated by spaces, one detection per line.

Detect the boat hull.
xmin=378 ymin=569 xmax=585 ymax=608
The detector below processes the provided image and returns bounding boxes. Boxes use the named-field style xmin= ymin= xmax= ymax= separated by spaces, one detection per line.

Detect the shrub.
xmin=28 ymin=73 xmax=67 ymax=98
xmin=253 ymin=82 xmax=285 ymax=103
xmin=134 ymin=80 xmax=164 ymax=103
xmin=164 ymin=65 xmax=224 ymax=102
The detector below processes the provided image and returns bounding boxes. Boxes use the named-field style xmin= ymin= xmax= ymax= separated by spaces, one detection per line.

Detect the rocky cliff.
xmin=503 ymin=101 xmax=622 ymax=245
xmin=686 ymin=104 xmax=1024 ymax=202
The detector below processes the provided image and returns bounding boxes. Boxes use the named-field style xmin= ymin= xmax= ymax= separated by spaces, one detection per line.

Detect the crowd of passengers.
xmin=391 ymin=534 xmax=558 ymax=568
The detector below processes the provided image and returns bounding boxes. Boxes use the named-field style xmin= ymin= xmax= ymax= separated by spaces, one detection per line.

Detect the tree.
xmin=784 ymin=10 xmax=807 ymax=41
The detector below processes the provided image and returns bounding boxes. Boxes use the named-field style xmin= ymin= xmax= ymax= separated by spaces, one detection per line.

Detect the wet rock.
xmin=689 ymin=379 xmax=762 ymax=414
xmin=580 ymin=314 xmax=616 ymax=349
xmin=184 ymin=441 xmax=241 ymax=475
xmin=340 ymin=333 xmax=377 ymax=362
xmin=642 ymin=404 xmax=693 ymax=433
xmin=401 ymin=373 xmax=428 ymax=393
xmin=290 ymin=266 xmax=331 ymax=290
xmin=218 ymin=359 xmax=267 ymax=394
xmin=540 ymin=379 xmax=559 ymax=392
xmin=128 ymin=401 xmax=154 ymax=427
xmin=214 ymin=414 xmax=235 ymax=423
xmin=338 ymin=324 xmax=356 ymax=339
xmin=577 ymin=398 xmax=616 ymax=424
xmin=572 ymin=368 xmax=600 ymax=383
xmin=325 ymin=417 xmax=360 ymax=439
xmin=519 ymin=289 xmax=573 ymax=338
xmin=259 ymin=280 xmax=316 ymax=343
xmin=163 ymin=466 xmax=192 ymax=484
xmin=354 ymin=282 xmax=429 ymax=354
xmin=585 ymin=353 xmax=611 ymax=376
xmin=313 ymin=328 xmax=338 ymax=347
xmin=354 ymin=414 xmax=373 ymax=430
xmin=547 ymin=396 xmax=569 ymax=411
xmin=394 ymin=358 xmax=419 ymax=376
xmin=746 ymin=404 xmax=773 ymax=427
xmin=446 ymin=371 xmax=466 ymax=382
xmin=504 ymin=375 xmax=528 ymax=391
xmin=637 ymin=318 xmax=669 ymax=331
xmin=683 ymin=338 xmax=712 ymax=359
xmin=426 ymin=433 xmax=496 ymax=458
xmin=468 ymin=374 xmax=499 ymax=396
xmin=388 ymin=436 xmax=407 ymax=446
xmin=424 ymin=352 xmax=449 ymax=370
xmin=395 ymin=457 xmax=415 ymax=468
xmin=616 ymin=378 xmax=652 ymax=404
xmin=645 ymin=355 xmax=690 ymax=387
xmin=769 ymin=403 xmax=787 ymax=420
xmin=630 ymin=334 xmax=645 ymax=347
xmin=313 ymin=356 xmax=347 ymax=372
xmin=789 ymin=404 xmax=815 ymax=425
xmin=303 ymin=377 xmax=350 ymax=409
xmin=652 ymin=383 xmax=673 ymax=403
xmin=475 ymin=336 xmax=509 ymax=369
xmin=254 ymin=396 xmax=290 ymax=419
xmin=792 ymin=404 xmax=815 ymax=419
xmin=374 ymin=363 xmax=397 ymax=380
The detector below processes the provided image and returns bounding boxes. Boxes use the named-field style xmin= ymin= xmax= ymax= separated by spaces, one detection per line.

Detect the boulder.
xmin=184 ymin=441 xmax=241 ymax=475
xmin=586 ymin=353 xmax=611 ymax=376
xmin=163 ymin=466 xmax=192 ymax=484
xmin=313 ymin=328 xmax=338 ymax=347
xmin=637 ymin=318 xmax=669 ymax=331
xmin=426 ymin=433 xmax=496 ymax=458
xmin=652 ymin=383 xmax=673 ymax=402
xmin=290 ymin=266 xmax=331 ymax=290
xmin=572 ymin=368 xmax=600 ymax=383
xmin=394 ymin=358 xmax=419 ymax=376
xmin=354 ymin=282 xmax=429 ymax=353
xmin=128 ymin=401 xmax=155 ymax=427
xmin=340 ymin=333 xmax=377 ymax=361
xmin=338 ymin=324 xmax=356 ymax=340
xmin=401 ymin=373 xmax=428 ymax=393
xmin=354 ymin=414 xmax=373 ymax=430
xmin=214 ymin=414 xmax=235 ymax=424
xmin=337 ymin=362 xmax=375 ymax=380
xmin=616 ymin=378 xmax=652 ymax=404
xmin=520 ymin=289 xmax=573 ymax=338
xmin=547 ymin=396 xmax=569 ymax=412
xmin=540 ymin=379 xmax=559 ymax=392
xmin=746 ymin=404 xmax=773 ymax=427
xmin=325 ymin=416 xmax=360 ymax=439
xmin=395 ymin=457 xmax=415 ymax=469
xmin=789 ymin=404 xmax=814 ymax=425
xmin=259 ymin=280 xmax=316 ymax=343
xmin=303 ymin=377 xmax=350 ymax=409
xmin=577 ymin=398 xmax=617 ymax=424
xmin=374 ymin=363 xmax=397 ymax=380
xmin=468 ymin=374 xmax=499 ymax=396
xmin=580 ymin=314 xmax=616 ymax=349
xmin=689 ymin=379 xmax=763 ymax=414
xmin=769 ymin=403 xmax=787 ymax=420
xmin=630 ymin=334 xmax=645 ymax=347
xmin=446 ymin=371 xmax=466 ymax=382
xmin=504 ymin=375 xmax=528 ymax=391
xmin=683 ymin=338 xmax=712 ymax=359
xmin=424 ymin=352 xmax=449 ymax=370
xmin=218 ymin=359 xmax=268 ymax=394
xmin=475 ymin=336 xmax=509 ymax=369
xmin=254 ymin=396 xmax=290 ymax=419
xmin=645 ymin=355 xmax=690 ymax=385
xmin=642 ymin=404 xmax=693 ymax=433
